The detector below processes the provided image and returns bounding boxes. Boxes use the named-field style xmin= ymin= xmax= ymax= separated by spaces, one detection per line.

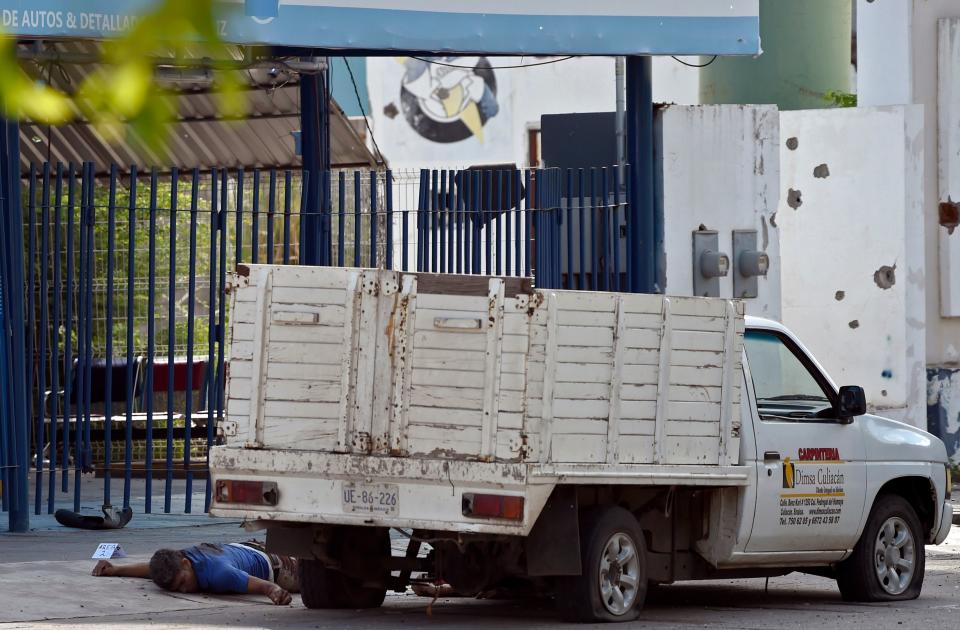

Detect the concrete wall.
xmin=857 ymin=0 xmax=960 ymax=366
xmin=658 ymin=105 xmax=781 ymax=319
xmin=777 ymin=106 xmax=926 ymax=427
xmin=365 ymin=56 xmax=700 ymax=170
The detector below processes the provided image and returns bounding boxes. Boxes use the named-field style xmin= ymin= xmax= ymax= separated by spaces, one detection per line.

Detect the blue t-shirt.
xmin=181 ymin=543 xmax=270 ymax=593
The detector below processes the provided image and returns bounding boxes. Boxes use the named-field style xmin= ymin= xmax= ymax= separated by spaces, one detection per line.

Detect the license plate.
xmin=341 ymin=482 xmax=399 ymax=516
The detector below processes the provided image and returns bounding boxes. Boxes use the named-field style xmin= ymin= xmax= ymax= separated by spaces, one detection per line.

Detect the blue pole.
xmin=165 ymin=168 xmax=178 ymax=513
xmin=626 ymin=56 xmax=656 ymax=293
xmin=300 ymin=64 xmax=331 ymax=266
xmin=145 ymin=168 xmax=158 ymax=512
xmin=2 ymin=118 xmax=30 ymax=531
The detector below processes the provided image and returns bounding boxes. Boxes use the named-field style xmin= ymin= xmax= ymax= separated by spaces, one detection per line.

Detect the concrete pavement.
xmin=1 ymin=517 xmax=960 ymax=629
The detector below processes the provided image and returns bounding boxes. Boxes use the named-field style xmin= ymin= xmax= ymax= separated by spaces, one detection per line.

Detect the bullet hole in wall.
xmin=787 ymin=189 xmax=802 ymax=209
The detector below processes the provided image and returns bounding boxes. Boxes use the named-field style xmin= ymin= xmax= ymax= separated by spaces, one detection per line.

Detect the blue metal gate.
xmin=4 ymin=161 xmax=628 ymax=520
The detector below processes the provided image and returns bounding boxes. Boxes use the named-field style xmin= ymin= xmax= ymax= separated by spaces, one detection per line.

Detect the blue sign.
xmin=0 ymin=1 xmax=760 ymax=56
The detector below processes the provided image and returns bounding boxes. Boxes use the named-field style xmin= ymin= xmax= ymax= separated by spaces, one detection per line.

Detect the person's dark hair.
xmin=149 ymin=549 xmax=186 ymax=590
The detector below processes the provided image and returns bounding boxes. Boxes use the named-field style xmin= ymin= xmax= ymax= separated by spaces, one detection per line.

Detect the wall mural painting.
xmin=399 ymin=56 xmax=500 ymax=144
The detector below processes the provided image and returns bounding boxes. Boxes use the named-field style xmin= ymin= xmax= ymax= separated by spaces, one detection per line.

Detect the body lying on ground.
xmin=92 ymin=540 xmax=299 ymax=605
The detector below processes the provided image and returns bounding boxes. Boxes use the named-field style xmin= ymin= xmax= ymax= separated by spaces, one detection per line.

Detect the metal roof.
xmin=16 ymin=40 xmax=382 ymax=175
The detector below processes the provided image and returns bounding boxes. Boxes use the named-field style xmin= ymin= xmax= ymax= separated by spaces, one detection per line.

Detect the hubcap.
xmin=598 ymin=532 xmax=641 ymax=615
xmin=874 ymin=516 xmax=915 ymax=595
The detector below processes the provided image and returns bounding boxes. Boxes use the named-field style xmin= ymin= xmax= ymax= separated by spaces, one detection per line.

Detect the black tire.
xmin=556 ymin=506 xmax=648 ymax=623
xmin=299 ymin=526 xmax=390 ymax=609
xmin=836 ymin=494 xmax=925 ymax=602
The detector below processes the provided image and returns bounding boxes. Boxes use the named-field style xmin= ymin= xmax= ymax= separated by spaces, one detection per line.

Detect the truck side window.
xmin=743 ymin=330 xmax=835 ymax=421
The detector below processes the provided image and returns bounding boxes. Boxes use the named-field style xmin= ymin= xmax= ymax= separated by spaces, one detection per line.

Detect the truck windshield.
xmin=744 ymin=330 xmax=833 ymax=419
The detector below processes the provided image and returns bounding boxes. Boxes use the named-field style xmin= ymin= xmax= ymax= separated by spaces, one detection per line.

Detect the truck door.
xmin=743 ymin=329 xmax=867 ymax=553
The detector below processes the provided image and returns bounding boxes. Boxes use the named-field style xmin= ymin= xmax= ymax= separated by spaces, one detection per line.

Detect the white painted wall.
xmin=658 ymin=105 xmax=781 ymax=319
xmin=857 ymin=0 xmax=960 ymax=366
xmin=777 ymin=106 xmax=926 ymax=426
xmin=365 ymin=56 xmax=700 ymax=171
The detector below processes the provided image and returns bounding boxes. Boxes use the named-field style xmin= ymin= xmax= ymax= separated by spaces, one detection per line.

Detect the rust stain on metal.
xmin=940 ymin=199 xmax=960 ymax=235
xmin=236 ymin=264 xmax=251 ymax=277
xmin=873 ymin=264 xmax=896 ymax=290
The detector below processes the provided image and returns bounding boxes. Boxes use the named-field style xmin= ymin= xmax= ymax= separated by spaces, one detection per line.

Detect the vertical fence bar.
xmin=401 ymin=206 xmax=409 ymax=273
xmin=482 ymin=170 xmax=491 ymax=276
xmin=504 ymin=171 xmax=512 ymax=277
xmin=454 ymin=172 xmax=462 ymax=274
xmin=235 ymin=167 xmax=244 ymax=266
xmin=590 ymin=169 xmax=600 ymax=291
xmin=82 ymin=164 xmax=94 ymax=479
xmin=565 ymin=169 xmax=573 ymax=290
xmin=513 ymin=170 xmax=521 ymax=277
xmin=103 ymin=164 xmax=119 ymax=509
xmin=123 ymin=166 xmax=137 ymax=510
xmin=386 ymin=171 xmax=394 ymax=270
xmin=26 ymin=165 xmax=38 ymax=512
xmin=353 ymin=171 xmax=361 ymax=267
xmin=184 ymin=169 xmax=199 ymax=513
xmin=413 ymin=171 xmax=422 ymax=272
xmin=463 ymin=172 xmax=471 ymax=274
xmin=438 ymin=170 xmax=446 ymax=274
xmin=144 ymin=168 xmax=158 ymax=512
xmin=494 ymin=170 xmax=502 ymax=276
xmin=578 ymin=169 xmax=586 ymax=290
xmin=283 ymin=170 xmax=292 ymax=264
xmin=37 ymin=163 xmax=50 ymax=512
xmin=251 ymin=170 xmax=260 ymax=264
xmin=601 ymin=167 xmax=610 ymax=292
xmin=624 ymin=164 xmax=633 ymax=293
xmin=445 ymin=170 xmax=454 ymax=274
xmin=51 ymin=165 xmax=64 ymax=505
xmin=612 ymin=166 xmax=622 ymax=292
xmin=72 ymin=166 xmax=87 ymax=512
xmin=165 ymin=168 xmax=178 ymax=513
xmin=337 ymin=171 xmax=345 ymax=267
xmin=370 ymin=171 xmax=378 ymax=269
xmin=430 ymin=170 xmax=438 ymax=273
xmin=62 ymin=165 xmax=75 ymax=493
xmin=472 ymin=171 xmax=482 ymax=275
xmin=267 ymin=170 xmax=276 ymax=264
xmin=203 ymin=169 xmax=227 ymax=512
xmin=301 ymin=170 xmax=312 ymax=266
xmin=534 ymin=168 xmax=544 ymax=288
xmin=205 ymin=169 xmax=219 ymax=508
xmin=523 ymin=169 xmax=532 ymax=278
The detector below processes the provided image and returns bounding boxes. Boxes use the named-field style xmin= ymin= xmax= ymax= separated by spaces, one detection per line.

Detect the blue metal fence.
xmin=5 ymin=161 xmax=628 ymax=518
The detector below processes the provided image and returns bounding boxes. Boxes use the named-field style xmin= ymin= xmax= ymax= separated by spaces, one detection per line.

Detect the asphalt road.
xmin=2 ymin=522 xmax=960 ymax=629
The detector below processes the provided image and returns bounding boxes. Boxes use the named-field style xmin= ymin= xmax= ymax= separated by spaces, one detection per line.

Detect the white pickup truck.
xmin=210 ymin=265 xmax=952 ymax=622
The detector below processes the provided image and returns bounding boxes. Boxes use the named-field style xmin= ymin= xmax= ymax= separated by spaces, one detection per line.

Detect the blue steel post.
xmin=165 ymin=168 xmax=179 ymax=513
xmin=337 ymin=172 xmax=345 ymax=267
xmin=283 ymin=170 xmax=292 ymax=264
xmin=626 ymin=56 xmax=656 ymax=293
xmin=73 ymin=167 xmax=89 ymax=512
xmin=300 ymin=62 xmax=331 ymax=266
xmin=184 ymin=170 xmax=200 ymax=513
xmin=353 ymin=171 xmax=361 ymax=267
xmin=52 ymin=165 xmax=63 ymax=497
xmin=370 ymin=171 xmax=378 ymax=268
xmin=267 ymin=170 xmax=276 ymax=264
xmin=385 ymin=171 xmax=394 ymax=270
xmin=104 ymin=165 xmax=118 ymax=509
xmin=2 ymin=118 xmax=30 ymax=531
xmin=145 ymin=169 xmax=158 ymax=512
xmin=438 ymin=171 xmax=446 ymax=273
xmin=124 ymin=166 xmax=137 ymax=510
xmin=38 ymin=164 xmax=50 ymax=513
xmin=62 ymin=165 xmax=75 ymax=492
xmin=205 ymin=170 xmax=219 ymax=510
xmin=236 ymin=168 xmax=244 ymax=265
xmin=454 ymin=172 xmax=463 ymax=274
xmin=26 ymin=167 xmax=36 ymax=513
xmin=251 ymin=171 xmax=260 ymax=264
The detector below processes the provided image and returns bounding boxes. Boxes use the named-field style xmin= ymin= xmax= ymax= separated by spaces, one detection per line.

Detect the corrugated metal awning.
xmin=17 ymin=40 xmax=382 ymax=175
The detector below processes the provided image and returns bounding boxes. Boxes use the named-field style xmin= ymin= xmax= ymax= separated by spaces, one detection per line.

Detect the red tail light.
xmin=462 ymin=493 xmax=524 ymax=520
xmin=215 ymin=480 xmax=279 ymax=506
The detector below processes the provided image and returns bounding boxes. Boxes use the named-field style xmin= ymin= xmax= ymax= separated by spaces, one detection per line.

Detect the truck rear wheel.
xmin=836 ymin=494 xmax=925 ymax=602
xmin=557 ymin=506 xmax=647 ymax=622
xmin=299 ymin=526 xmax=390 ymax=609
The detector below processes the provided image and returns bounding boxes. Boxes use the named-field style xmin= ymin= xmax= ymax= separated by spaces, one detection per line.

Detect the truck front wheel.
xmin=299 ymin=526 xmax=390 ymax=609
xmin=557 ymin=506 xmax=648 ymax=622
xmin=836 ymin=494 xmax=925 ymax=602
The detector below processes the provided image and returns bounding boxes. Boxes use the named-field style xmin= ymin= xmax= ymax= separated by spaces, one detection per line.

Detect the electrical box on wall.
xmin=732 ymin=229 xmax=769 ymax=299
xmin=692 ymin=230 xmax=729 ymax=297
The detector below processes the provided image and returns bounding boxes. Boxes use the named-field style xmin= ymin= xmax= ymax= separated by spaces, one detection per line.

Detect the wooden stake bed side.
xmin=222 ymin=265 xmax=744 ymax=469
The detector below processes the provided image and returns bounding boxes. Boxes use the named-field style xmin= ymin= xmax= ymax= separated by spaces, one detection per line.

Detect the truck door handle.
xmin=763 ymin=451 xmax=780 ymax=462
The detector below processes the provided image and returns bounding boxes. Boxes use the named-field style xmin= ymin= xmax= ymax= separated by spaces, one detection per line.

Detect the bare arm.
xmin=92 ymin=560 xmax=151 ymax=579
xmin=247 ymin=575 xmax=292 ymax=605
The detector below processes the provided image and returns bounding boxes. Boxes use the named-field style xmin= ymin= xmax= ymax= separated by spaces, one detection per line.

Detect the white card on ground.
xmin=92 ymin=543 xmax=127 ymax=559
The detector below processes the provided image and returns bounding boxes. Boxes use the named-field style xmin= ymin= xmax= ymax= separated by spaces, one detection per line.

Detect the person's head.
xmin=149 ymin=549 xmax=198 ymax=593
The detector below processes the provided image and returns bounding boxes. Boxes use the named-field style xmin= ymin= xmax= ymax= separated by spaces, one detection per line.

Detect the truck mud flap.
xmin=525 ymin=486 xmax=581 ymax=576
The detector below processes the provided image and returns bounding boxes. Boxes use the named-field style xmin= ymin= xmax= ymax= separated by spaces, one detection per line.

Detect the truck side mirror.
xmin=837 ymin=386 xmax=867 ymax=422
